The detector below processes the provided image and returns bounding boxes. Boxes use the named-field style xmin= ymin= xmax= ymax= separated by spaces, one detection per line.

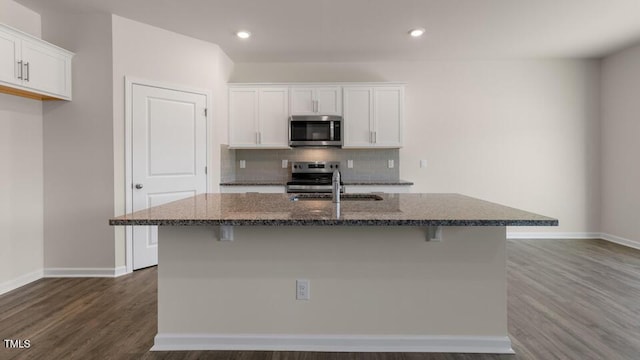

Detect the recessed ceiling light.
xmin=236 ymin=30 xmax=251 ymax=39
xmin=408 ymin=28 xmax=425 ymax=38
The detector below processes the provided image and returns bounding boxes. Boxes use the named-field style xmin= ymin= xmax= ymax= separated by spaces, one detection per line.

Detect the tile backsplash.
xmin=221 ymin=147 xmax=400 ymax=182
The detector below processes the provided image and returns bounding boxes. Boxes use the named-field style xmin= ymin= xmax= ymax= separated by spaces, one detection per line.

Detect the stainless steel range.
xmin=286 ymin=161 xmax=344 ymax=193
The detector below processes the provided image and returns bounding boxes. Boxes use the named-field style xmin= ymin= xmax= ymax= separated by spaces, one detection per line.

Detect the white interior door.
xmin=132 ymin=84 xmax=207 ymax=270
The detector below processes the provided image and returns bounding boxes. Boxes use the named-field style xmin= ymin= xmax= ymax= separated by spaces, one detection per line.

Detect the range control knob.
xmin=329 ymin=165 xmax=334 ymax=169
xmin=335 ymin=164 xmax=339 ymax=169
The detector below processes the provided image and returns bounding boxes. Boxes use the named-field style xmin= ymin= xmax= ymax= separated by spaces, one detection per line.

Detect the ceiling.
xmin=17 ymin=0 xmax=640 ymax=62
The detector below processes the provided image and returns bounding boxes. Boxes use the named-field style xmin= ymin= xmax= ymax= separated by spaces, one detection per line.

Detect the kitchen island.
xmin=110 ymin=193 xmax=557 ymax=353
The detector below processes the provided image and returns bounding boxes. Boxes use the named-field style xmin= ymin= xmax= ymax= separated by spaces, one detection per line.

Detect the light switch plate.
xmin=240 ymin=160 xmax=246 ymax=169
xmin=388 ymin=159 xmax=394 ymax=168
xmin=420 ymin=160 xmax=428 ymax=168
xmin=282 ymin=159 xmax=288 ymax=168
xmin=347 ymin=160 xmax=354 ymax=168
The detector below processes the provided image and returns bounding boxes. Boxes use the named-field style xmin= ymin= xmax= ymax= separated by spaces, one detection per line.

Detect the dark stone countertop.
xmin=110 ymin=193 xmax=558 ymax=227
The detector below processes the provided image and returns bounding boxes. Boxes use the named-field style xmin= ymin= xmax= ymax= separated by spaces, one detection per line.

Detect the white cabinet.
xmin=228 ymin=86 xmax=290 ymax=149
xmin=344 ymin=185 xmax=412 ymax=194
xmin=220 ymin=186 xmax=285 ymax=193
xmin=290 ymin=86 xmax=342 ymax=115
xmin=0 ymin=24 xmax=73 ymax=100
xmin=0 ymin=29 xmax=21 ymax=87
xmin=343 ymin=86 xmax=404 ymax=148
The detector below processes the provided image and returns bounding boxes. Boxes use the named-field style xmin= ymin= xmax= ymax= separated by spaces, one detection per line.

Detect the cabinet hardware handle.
xmin=369 ymin=131 xmax=372 ymax=143
xmin=259 ymin=132 xmax=261 ymax=144
xmin=374 ymin=131 xmax=377 ymax=143
xmin=17 ymin=60 xmax=23 ymax=80
xmin=24 ymin=62 xmax=29 ymax=82
xmin=135 ymin=184 xmax=144 ymax=189
xmin=256 ymin=131 xmax=259 ymax=144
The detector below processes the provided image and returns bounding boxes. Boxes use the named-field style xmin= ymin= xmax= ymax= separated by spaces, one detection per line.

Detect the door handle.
xmin=24 ymin=62 xmax=29 ymax=82
xmin=135 ymin=184 xmax=144 ymax=189
xmin=17 ymin=60 xmax=23 ymax=80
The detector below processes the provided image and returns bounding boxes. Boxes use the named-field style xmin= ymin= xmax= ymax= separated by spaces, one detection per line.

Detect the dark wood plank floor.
xmin=1 ymin=239 xmax=639 ymax=360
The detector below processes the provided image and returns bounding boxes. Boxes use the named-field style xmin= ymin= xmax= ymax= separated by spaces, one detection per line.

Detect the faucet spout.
xmin=332 ymin=169 xmax=341 ymax=203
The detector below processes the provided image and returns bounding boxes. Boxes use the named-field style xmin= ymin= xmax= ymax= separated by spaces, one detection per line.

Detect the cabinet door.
xmin=343 ymin=87 xmax=373 ymax=147
xmin=373 ymin=87 xmax=403 ymax=147
xmin=258 ymin=88 xmax=289 ymax=147
xmin=21 ymin=39 xmax=71 ymax=99
xmin=290 ymin=87 xmax=315 ymax=115
xmin=229 ymin=88 xmax=259 ymax=147
xmin=0 ymin=31 xmax=21 ymax=86
xmin=316 ymin=86 xmax=342 ymax=115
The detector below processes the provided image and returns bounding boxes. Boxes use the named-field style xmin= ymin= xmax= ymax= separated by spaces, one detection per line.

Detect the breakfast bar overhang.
xmin=110 ymin=193 xmax=557 ymax=354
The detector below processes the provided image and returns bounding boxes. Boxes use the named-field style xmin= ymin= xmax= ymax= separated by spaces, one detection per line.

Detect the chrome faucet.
xmin=332 ymin=169 xmax=341 ymax=203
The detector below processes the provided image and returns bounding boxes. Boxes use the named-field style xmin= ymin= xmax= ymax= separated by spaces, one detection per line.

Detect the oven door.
xmin=289 ymin=116 xmax=342 ymax=147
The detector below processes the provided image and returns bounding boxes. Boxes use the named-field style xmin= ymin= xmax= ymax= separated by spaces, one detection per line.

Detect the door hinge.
xmin=204 ymin=108 xmax=208 ymax=117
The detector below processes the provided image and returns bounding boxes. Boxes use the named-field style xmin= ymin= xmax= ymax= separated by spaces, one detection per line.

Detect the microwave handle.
xmin=330 ymin=121 xmax=334 ymax=140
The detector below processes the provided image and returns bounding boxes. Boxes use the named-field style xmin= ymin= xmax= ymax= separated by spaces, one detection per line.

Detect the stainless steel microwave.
xmin=289 ymin=115 xmax=342 ymax=147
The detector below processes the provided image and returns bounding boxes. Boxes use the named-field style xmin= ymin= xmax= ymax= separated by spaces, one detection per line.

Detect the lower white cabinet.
xmin=0 ymin=23 xmax=73 ymax=100
xmin=345 ymin=185 xmax=412 ymax=193
xmin=220 ymin=186 xmax=286 ymax=193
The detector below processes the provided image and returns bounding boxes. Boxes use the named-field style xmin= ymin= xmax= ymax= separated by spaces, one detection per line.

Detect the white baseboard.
xmin=152 ymin=333 xmax=514 ymax=353
xmin=44 ymin=266 xmax=127 ymax=278
xmin=507 ymin=232 xmax=601 ymax=240
xmin=0 ymin=269 xmax=44 ymax=296
xmin=600 ymin=233 xmax=640 ymax=250
xmin=113 ymin=266 xmax=128 ymax=277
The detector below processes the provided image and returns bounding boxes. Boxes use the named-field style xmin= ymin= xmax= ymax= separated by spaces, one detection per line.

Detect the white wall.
xmin=232 ymin=60 xmax=601 ymax=235
xmin=0 ymin=0 xmax=43 ymax=292
xmin=39 ymin=10 xmax=116 ymax=270
xmin=601 ymin=42 xmax=640 ymax=245
xmin=111 ymin=15 xmax=234 ymax=266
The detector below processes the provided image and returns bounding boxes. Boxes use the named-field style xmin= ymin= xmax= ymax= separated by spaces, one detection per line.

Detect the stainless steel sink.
xmin=290 ymin=194 xmax=383 ymax=201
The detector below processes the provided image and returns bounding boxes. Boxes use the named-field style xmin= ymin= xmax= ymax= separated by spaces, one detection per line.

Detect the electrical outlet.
xmin=239 ymin=160 xmax=246 ymax=169
xmin=420 ymin=159 xmax=428 ymax=168
xmin=347 ymin=160 xmax=354 ymax=168
xmin=388 ymin=159 xmax=394 ymax=169
xmin=296 ymin=279 xmax=310 ymax=300
xmin=282 ymin=159 xmax=288 ymax=169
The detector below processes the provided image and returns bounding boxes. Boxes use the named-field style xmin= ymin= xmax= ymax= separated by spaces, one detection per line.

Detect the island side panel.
xmin=156 ymin=225 xmax=508 ymax=350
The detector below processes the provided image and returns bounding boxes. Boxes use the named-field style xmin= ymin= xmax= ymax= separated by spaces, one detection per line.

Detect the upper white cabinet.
xmin=343 ymin=85 xmax=404 ymax=148
xmin=229 ymin=86 xmax=290 ymax=149
xmin=0 ymin=24 xmax=73 ymax=101
xmin=290 ymin=86 xmax=342 ymax=115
